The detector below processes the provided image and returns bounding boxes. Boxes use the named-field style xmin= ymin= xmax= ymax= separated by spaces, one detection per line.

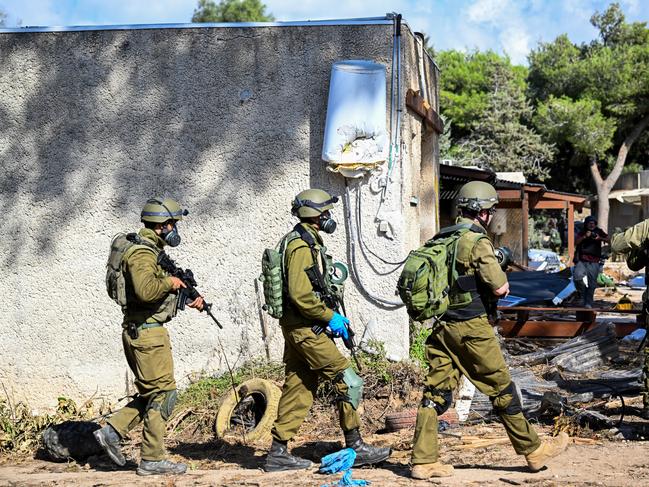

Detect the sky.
xmin=0 ymin=0 xmax=646 ymax=65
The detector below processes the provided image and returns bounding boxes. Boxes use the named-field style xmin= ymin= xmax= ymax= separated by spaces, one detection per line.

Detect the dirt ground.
xmin=2 ymin=422 xmax=649 ymax=487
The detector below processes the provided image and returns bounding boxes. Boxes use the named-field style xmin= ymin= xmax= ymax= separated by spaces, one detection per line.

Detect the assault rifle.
xmin=157 ymin=251 xmax=223 ymax=329
xmin=307 ymin=266 xmax=362 ymax=371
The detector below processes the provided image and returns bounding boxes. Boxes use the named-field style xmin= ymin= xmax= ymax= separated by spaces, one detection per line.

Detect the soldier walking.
xmin=409 ymin=182 xmax=569 ymax=479
xmin=94 ymin=198 xmax=204 ymax=476
xmin=611 ymin=219 xmax=649 ymax=418
xmin=263 ymin=189 xmax=391 ymax=472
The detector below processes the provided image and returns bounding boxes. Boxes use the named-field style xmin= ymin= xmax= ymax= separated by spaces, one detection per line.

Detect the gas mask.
xmin=161 ymin=223 xmax=181 ymax=247
xmin=319 ymin=211 xmax=337 ymax=234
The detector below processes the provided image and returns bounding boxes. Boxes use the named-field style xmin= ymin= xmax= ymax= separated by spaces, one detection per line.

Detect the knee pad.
xmin=148 ymin=389 xmax=178 ymax=421
xmin=421 ymin=388 xmax=453 ymax=415
xmin=491 ymin=381 xmax=522 ymax=415
xmin=335 ymin=367 xmax=364 ymax=410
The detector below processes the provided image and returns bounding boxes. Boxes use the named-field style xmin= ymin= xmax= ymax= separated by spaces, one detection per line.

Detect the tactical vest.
xmin=106 ymin=232 xmax=178 ymax=323
xmin=443 ymin=225 xmax=491 ymax=322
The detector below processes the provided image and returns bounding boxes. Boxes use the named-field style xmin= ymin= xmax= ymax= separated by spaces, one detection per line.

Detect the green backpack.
xmin=259 ymin=229 xmax=301 ymax=319
xmin=106 ymin=233 xmax=155 ymax=308
xmin=397 ymin=224 xmax=484 ymax=322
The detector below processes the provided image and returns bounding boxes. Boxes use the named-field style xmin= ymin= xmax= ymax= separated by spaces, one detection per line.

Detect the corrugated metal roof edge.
xmin=0 ymin=17 xmax=396 ymax=34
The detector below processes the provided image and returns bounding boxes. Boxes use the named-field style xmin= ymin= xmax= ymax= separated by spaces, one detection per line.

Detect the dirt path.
xmin=2 ymin=427 xmax=648 ymax=487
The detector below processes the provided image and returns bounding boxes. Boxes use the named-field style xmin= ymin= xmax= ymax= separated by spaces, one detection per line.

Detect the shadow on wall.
xmin=0 ymin=24 xmax=393 ymax=266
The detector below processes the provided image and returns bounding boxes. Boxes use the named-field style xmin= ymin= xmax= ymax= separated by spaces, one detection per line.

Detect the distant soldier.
xmin=263 ymin=189 xmax=391 ymax=472
xmin=95 ymin=198 xmax=204 ymax=476
xmin=545 ymin=219 xmax=562 ymax=254
xmin=574 ymin=216 xmax=609 ymax=307
xmin=528 ymin=218 xmax=545 ymax=250
xmin=611 ymin=219 xmax=649 ymax=418
xmin=409 ymin=182 xmax=568 ymax=480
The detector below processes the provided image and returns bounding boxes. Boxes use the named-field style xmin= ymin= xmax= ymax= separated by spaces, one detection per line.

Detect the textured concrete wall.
xmin=0 ymin=23 xmax=439 ymax=409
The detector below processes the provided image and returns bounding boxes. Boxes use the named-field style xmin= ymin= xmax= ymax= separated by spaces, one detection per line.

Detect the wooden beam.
xmin=497 ymin=201 xmax=523 ymax=209
xmin=406 ymin=88 xmax=444 ymax=134
xmin=522 ymin=190 xmax=529 ymax=266
xmin=497 ymin=189 xmax=522 ymax=201
xmin=532 ymin=201 xmax=569 ymax=210
xmin=499 ymin=320 xmax=637 ymax=338
xmin=568 ymin=203 xmax=575 ymax=266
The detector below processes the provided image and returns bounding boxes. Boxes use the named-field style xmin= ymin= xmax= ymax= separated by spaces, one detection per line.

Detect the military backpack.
xmin=259 ymin=225 xmax=346 ymax=319
xmin=105 ymin=233 xmax=155 ymax=308
xmin=396 ymin=223 xmax=485 ymax=323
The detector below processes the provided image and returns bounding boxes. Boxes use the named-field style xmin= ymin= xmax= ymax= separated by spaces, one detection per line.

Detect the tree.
xmin=0 ymin=8 xmax=7 ymax=26
xmin=529 ymin=3 xmax=649 ymax=231
xmin=436 ymin=50 xmax=553 ymax=179
xmin=192 ymin=0 xmax=274 ymax=23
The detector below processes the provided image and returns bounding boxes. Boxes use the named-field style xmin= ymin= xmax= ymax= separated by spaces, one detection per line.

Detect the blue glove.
xmin=319 ymin=448 xmax=356 ymax=474
xmin=327 ymin=312 xmax=350 ymax=340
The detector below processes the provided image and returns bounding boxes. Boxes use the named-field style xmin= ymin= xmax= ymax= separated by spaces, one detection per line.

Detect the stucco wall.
xmin=0 ymin=22 xmax=439 ymax=409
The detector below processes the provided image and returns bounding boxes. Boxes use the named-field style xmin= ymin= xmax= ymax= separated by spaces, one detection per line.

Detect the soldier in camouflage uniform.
xmin=410 ymin=182 xmax=569 ymax=480
xmin=94 ymin=198 xmax=204 ymax=476
xmin=611 ymin=219 xmax=649 ymax=418
xmin=263 ymin=189 xmax=391 ymax=472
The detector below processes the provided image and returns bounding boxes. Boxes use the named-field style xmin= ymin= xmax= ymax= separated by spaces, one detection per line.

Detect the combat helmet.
xmin=291 ymin=189 xmax=339 ymax=218
xmin=456 ymin=181 xmax=498 ymax=212
xmin=140 ymin=197 xmax=187 ymax=223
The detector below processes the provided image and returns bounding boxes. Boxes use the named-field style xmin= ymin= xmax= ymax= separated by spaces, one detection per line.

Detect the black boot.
xmin=639 ymin=406 xmax=649 ymax=420
xmin=263 ymin=439 xmax=312 ymax=472
xmin=136 ymin=459 xmax=187 ymax=476
xmin=93 ymin=424 xmax=126 ymax=467
xmin=344 ymin=429 xmax=391 ymax=467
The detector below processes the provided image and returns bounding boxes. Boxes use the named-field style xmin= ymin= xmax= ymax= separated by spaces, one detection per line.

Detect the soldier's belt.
xmin=123 ymin=322 xmax=163 ymax=331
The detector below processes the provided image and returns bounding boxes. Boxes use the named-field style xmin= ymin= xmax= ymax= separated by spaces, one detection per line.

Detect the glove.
xmin=327 ymin=312 xmax=350 ymax=340
xmin=319 ymin=448 xmax=356 ymax=474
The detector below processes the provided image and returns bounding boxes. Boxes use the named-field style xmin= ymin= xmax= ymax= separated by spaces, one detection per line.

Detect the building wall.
xmin=0 ymin=22 xmax=439 ymax=409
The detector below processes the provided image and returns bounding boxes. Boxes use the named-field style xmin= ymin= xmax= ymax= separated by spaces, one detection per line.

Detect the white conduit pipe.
xmin=344 ymin=184 xmax=404 ymax=308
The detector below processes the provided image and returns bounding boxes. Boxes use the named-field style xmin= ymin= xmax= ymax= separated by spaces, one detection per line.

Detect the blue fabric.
xmin=328 ymin=312 xmax=350 ymax=340
xmin=319 ymin=449 xmax=370 ymax=487
xmin=319 ymin=448 xmax=356 ymax=474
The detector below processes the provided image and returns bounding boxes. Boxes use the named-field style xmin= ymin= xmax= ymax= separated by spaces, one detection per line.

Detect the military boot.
xmin=638 ymin=406 xmax=649 ymax=420
xmin=344 ymin=428 xmax=391 ymax=467
xmin=411 ymin=462 xmax=454 ymax=479
xmin=93 ymin=424 xmax=126 ymax=467
xmin=525 ymin=432 xmax=569 ymax=472
xmin=263 ymin=439 xmax=312 ymax=472
xmin=136 ymin=459 xmax=187 ymax=476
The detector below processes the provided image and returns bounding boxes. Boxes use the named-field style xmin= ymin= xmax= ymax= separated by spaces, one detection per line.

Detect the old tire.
xmin=385 ymin=408 xmax=459 ymax=432
xmin=214 ymin=378 xmax=281 ymax=442
xmin=41 ymin=420 xmax=103 ymax=462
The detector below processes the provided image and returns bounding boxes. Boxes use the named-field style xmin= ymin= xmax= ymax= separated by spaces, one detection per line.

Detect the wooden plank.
xmin=496 ymin=189 xmax=522 ymax=201
xmin=568 ymin=204 xmax=575 ymax=267
xmin=522 ymin=190 xmax=529 ymax=266
xmin=498 ymin=306 xmax=640 ymax=314
xmin=532 ymin=201 xmax=569 ymax=210
xmin=406 ymin=88 xmax=444 ymax=134
xmin=499 ymin=320 xmax=638 ymax=338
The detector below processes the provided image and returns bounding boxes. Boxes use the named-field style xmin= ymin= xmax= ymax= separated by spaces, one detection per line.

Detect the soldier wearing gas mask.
xmin=95 ymin=197 xmax=203 ymax=476
xmin=264 ymin=189 xmax=391 ymax=472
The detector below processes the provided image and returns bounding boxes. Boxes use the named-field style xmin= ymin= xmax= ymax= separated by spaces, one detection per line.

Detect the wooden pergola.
xmin=496 ymin=183 xmax=587 ymax=265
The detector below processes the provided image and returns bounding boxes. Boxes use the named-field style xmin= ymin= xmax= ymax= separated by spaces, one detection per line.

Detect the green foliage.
xmin=534 ymin=96 xmax=615 ymax=157
xmin=436 ymin=49 xmax=553 ymax=178
xmin=357 ymin=339 xmax=392 ymax=382
xmin=409 ymin=324 xmax=430 ymax=369
xmin=527 ymin=2 xmax=649 ymax=201
xmin=192 ymin=0 xmax=274 ymax=23
xmin=0 ymin=397 xmax=104 ymax=454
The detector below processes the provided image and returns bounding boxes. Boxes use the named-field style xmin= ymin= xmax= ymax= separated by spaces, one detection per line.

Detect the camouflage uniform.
xmin=611 ymin=220 xmax=649 ymax=411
